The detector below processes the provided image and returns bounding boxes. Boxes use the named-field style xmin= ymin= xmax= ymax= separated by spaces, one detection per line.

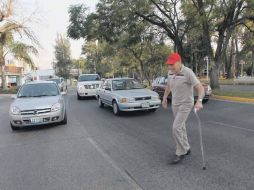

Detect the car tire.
xmin=77 ymin=93 xmax=82 ymax=100
xmin=203 ymin=99 xmax=209 ymax=103
xmin=149 ymin=108 xmax=157 ymax=112
xmin=61 ymin=111 xmax=67 ymax=125
xmin=98 ymin=97 xmax=104 ymax=108
xmin=112 ymin=101 xmax=121 ymax=115
xmin=10 ymin=123 xmax=20 ymax=131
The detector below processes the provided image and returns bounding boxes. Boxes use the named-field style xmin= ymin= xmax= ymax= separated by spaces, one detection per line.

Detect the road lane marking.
xmin=207 ymin=121 xmax=254 ymax=133
xmin=87 ymin=137 xmax=144 ymax=190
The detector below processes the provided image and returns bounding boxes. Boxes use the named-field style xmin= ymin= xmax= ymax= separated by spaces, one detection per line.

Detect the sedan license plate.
xmin=141 ymin=102 xmax=150 ymax=108
xmin=30 ymin=117 xmax=43 ymax=124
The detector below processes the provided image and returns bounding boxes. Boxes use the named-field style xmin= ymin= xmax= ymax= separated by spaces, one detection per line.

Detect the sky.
xmin=15 ymin=0 xmax=98 ymax=70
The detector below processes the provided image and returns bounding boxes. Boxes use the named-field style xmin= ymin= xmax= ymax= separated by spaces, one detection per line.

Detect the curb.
xmin=0 ymin=94 xmax=15 ymax=97
xmin=212 ymin=95 xmax=254 ymax=103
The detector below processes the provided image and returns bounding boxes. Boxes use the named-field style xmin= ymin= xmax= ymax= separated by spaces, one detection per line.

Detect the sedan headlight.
xmin=11 ymin=106 xmax=21 ymax=115
xmin=152 ymin=95 xmax=160 ymax=101
xmin=51 ymin=103 xmax=61 ymax=112
xmin=120 ymin=97 xmax=128 ymax=103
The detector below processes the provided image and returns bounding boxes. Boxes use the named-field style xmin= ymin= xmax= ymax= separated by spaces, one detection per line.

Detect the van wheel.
xmin=77 ymin=93 xmax=82 ymax=100
xmin=98 ymin=97 xmax=104 ymax=108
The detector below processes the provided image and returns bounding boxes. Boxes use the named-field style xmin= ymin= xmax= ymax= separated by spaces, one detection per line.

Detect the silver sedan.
xmin=96 ymin=78 xmax=161 ymax=115
xmin=9 ymin=81 xmax=67 ymax=130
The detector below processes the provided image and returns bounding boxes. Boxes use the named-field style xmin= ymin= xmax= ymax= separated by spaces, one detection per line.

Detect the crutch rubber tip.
xmin=202 ymin=166 xmax=206 ymax=170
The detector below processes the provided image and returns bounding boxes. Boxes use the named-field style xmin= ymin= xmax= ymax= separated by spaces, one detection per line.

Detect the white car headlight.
xmin=78 ymin=85 xmax=84 ymax=91
xmin=152 ymin=95 xmax=160 ymax=100
xmin=11 ymin=106 xmax=21 ymax=115
xmin=51 ymin=103 xmax=61 ymax=112
xmin=120 ymin=97 xmax=128 ymax=103
xmin=207 ymin=85 xmax=212 ymax=92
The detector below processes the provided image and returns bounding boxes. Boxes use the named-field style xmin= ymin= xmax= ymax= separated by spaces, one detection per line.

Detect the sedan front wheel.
xmin=113 ymin=101 xmax=121 ymax=115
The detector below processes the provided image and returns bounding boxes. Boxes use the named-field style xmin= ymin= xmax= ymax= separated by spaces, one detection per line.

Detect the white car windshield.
xmin=112 ymin=79 xmax=143 ymax=90
xmin=18 ymin=83 xmax=59 ymax=98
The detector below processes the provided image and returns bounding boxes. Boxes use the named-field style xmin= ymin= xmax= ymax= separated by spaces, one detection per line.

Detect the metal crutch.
xmin=194 ymin=108 xmax=207 ymax=170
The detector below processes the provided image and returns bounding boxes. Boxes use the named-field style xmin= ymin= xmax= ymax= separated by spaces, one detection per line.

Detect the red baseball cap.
xmin=166 ymin=52 xmax=182 ymax=65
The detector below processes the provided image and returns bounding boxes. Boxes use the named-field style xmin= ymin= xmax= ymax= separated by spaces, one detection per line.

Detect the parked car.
xmin=9 ymin=81 xmax=67 ymax=130
xmin=96 ymin=78 xmax=161 ymax=115
xmin=152 ymin=76 xmax=212 ymax=102
xmin=77 ymin=74 xmax=103 ymax=99
xmin=47 ymin=77 xmax=67 ymax=92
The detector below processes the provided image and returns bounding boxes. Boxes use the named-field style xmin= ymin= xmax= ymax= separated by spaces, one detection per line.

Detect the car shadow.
xmin=102 ymin=105 xmax=159 ymax=117
xmin=12 ymin=122 xmax=66 ymax=132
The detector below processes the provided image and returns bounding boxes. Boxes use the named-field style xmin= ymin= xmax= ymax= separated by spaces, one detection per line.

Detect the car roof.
xmin=24 ymin=81 xmax=56 ymax=85
xmin=79 ymin=74 xmax=99 ymax=76
xmin=112 ymin=77 xmax=134 ymax=80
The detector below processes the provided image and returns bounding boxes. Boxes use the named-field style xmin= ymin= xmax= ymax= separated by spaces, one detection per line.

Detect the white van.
xmin=25 ymin=69 xmax=55 ymax=83
xmin=76 ymin=74 xmax=103 ymax=99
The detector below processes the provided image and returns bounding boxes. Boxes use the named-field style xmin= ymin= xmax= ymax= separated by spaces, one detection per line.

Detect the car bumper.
xmin=118 ymin=100 xmax=161 ymax=111
xmin=10 ymin=110 xmax=65 ymax=127
xmin=77 ymin=89 xmax=97 ymax=97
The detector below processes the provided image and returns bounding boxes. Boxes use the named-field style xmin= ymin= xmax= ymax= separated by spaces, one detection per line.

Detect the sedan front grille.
xmin=20 ymin=108 xmax=51 ymax=115
xmin=135 ymin=97 xmax=151 ymax=101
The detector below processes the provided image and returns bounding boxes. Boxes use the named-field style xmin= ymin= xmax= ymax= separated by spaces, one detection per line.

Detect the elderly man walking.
xmin=162 ymin=52 xmax=204 ymax=164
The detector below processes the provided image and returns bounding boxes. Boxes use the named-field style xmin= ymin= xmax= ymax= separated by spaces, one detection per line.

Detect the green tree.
xmin=0 ymin=0 xmax=39 ymax=89
xmin=53 ymin=34 xmax=72 ymax=78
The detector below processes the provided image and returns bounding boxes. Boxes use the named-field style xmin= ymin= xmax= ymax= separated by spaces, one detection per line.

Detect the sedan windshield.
xmin=18 ymin=83 xmax=59 ymax=98
xmin=78 ymin=75 xmax=100 ymax=81
xmin=112 ymin=79 xmax=143 ymax=90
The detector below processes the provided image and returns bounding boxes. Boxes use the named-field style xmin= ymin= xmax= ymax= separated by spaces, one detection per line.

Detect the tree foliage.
xmin=67 ymin=0 xmax=254 ymax=89
xmin=53 ymin=34 xmax=72 ymax=78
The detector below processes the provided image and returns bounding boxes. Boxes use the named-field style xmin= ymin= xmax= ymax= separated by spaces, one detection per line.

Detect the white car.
xmin=77 ymin=74 xmax=103 ymax=99
xmin=96 ymin=78 xmax=161 ymax=115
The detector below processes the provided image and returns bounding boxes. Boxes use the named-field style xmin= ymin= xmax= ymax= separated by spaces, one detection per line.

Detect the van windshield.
xmin=78 ymin=75 xmax=100 ymax=81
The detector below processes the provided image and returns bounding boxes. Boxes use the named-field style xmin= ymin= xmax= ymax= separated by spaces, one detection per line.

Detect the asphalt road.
xmin=0 ymin=89 xmax=254 ymax=190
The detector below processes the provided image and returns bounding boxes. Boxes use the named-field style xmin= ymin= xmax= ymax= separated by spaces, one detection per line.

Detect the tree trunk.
xmin=251 ymin=49 xmax=254 ymax=76
xmin=234 ymin=37 xmax=240 ymax=78
xmin=0 ymin=52 xmax=7 ymax=89
xmin=209 ymin=64 xmax=220 ymax=89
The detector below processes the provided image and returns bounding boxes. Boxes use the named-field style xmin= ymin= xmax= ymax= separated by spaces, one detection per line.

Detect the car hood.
xmin=11 ymin=96 xmax=61 ymax=110
xmin=113 ymin=89 xmax=158 ymax=98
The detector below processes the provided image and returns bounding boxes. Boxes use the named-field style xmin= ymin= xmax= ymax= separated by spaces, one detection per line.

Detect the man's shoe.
xmin=185 ymin=149 xmax=191 ymax=155
xmin=170 ymin=155 xmax=185 ymax=165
